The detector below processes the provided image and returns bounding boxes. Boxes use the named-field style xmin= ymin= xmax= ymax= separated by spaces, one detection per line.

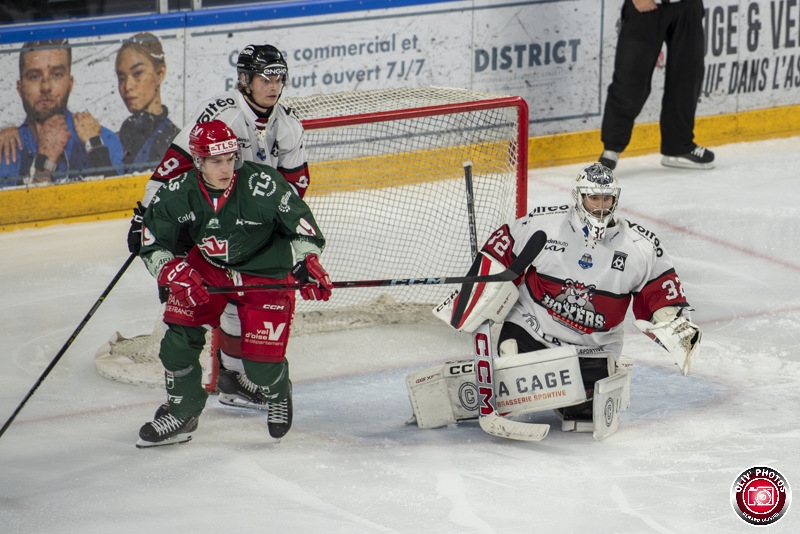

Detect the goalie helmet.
xmin=237 ymin=44 xmax=288 ymax=87
xmin=188 ymin=120 xmax=243 ymax=171
xmin=572 ymin=162 xmax=621 ymax=244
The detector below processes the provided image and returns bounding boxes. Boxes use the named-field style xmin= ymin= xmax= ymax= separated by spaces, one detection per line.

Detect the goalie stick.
xmin=463 ymin=165 xmax=547 ymax=440
xmin=207 ymin=230 xmax=547 ymax=294
xmin=463 ymin=161 xmax=478 ymax=259
xmin=473 ymin=321 xmax=550 ymax=441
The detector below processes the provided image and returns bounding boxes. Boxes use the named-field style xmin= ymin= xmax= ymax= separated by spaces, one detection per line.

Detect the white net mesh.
xmin=96 ymin=87 xmax=526 ymax=387
xmin=288 ymin=86 xmax=523 ymax=318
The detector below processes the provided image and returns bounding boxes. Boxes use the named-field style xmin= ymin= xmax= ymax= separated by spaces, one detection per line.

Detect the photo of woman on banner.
xmin=0 ymin=39 xmax=124 ymax=188
xmin=115 ymin=32 xmax=180 ymax=174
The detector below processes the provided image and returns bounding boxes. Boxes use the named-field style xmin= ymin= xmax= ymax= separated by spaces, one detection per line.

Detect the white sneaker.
xmin=598 ymin=150 xmax=620 ymax=170
xmin=661 ymin=145 xmax=715 ymax=169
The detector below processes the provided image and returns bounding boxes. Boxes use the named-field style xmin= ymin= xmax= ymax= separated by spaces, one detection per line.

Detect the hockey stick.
xmin=473 ymin=321 xmax=550 ymax=441
xmin=207 ymin=230 xmax=547 ymax=294
xmin=447 ymin=160 xmax=484 ymax=328
xmin=463 ymin=164 xmax=547 ymax=440
xmin=463 ymin=161 xmax=478 ymax=259
xmin=0 ymin=253 xmax=137 ymax=439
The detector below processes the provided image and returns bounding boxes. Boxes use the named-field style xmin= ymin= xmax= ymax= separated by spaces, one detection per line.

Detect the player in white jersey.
xmin=410 ymin=163 xmax=701 ymax=435
xmin=136 ymin=43 xmax=309 ymax=208
xmin=126 ymin=44 xmax=310 ymax=411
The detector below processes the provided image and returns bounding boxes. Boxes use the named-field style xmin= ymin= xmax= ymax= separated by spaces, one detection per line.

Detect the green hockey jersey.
xmin=140 ymin=161 xmax=325 ymax=279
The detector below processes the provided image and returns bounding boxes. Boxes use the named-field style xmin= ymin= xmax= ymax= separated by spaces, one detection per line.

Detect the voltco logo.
xmin=730 ymin=466 xmax=791 ymax=526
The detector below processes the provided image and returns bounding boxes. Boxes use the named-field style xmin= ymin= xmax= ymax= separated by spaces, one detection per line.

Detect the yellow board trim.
xmin=309 ymin=140 xmax=515 ymax=196
xmin=3 ymin=104 xmax=800 ymax=232
xmin=528 ymin=103 xmax=800 ymax=169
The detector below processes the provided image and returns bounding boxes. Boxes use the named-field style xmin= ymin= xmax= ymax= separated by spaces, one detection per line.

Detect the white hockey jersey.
xmin=143 ymin=89 xmax=309 ymax=205
xmin=482 ymin=205 xmax=691 ymax=355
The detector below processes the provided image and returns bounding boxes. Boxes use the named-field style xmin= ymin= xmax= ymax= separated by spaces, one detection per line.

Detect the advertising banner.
xmin=0 ymin=0 xmax=798 ymax=192
xmin=0 ymin=31 xmax=185 ymax=188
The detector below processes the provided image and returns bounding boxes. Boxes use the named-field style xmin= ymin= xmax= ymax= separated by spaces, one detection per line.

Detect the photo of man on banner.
xmin=0 ymin=39 xmax=124 ymax=188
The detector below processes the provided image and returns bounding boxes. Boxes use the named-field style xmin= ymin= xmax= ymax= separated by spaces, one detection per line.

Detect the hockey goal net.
xmin=95 ymin=86 xmax=528 ymax=388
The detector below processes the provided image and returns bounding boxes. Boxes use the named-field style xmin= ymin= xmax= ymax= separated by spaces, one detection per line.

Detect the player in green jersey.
xmin=136 ymin=120 xmax=332 ymax=447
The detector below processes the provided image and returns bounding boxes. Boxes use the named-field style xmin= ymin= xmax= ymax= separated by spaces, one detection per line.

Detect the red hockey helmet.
xmin=188 ymin=120 xmax=242 ymax=170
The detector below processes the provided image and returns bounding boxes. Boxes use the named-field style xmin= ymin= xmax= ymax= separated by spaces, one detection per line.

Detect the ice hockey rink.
xmin=1 ymin=136 xmax=798 ymax=533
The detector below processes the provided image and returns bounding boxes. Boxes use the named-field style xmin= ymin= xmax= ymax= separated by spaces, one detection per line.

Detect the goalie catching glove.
xmin=433 ymin=252 xmax=519 ymax=332
xmin=158 ymin=258 xmax=210 ymax=307
xmin=634 ymin=306 xmax=701 ymax=376
xmin=291 ymin=253 xmax=333 ymax=301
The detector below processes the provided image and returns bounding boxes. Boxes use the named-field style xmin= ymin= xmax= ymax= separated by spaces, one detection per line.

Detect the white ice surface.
xmin=1 ymin=137 xmax=799 ymax=533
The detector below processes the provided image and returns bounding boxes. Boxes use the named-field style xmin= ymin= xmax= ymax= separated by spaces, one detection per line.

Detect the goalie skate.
xmin=554 ymin=406 xmax=594 ymax=433
xmin=136 ymin=410 xmax=198 ymax=448
xmin=217 ymin=368 xmax=270 ymax=410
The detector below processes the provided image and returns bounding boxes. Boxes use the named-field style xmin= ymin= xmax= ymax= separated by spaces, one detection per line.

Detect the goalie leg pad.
xmin=494 ymin=347 xmax=587 ymax=416
xmin=406 ymin=360 xmax=478 ymax=428
xmin=592 ymin=372 xmax=628 ymax=440
xmin=615 ymin=355 xmax=634 ymax=412
xmin=432 ymin=252 xmax=519 ymax=333
xmin=407 ymin=347 xmax=590 ymax=429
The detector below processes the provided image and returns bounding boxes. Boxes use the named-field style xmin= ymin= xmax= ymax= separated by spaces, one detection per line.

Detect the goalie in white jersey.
xmin=126 ymin=44 xmax=310 ymax=411
xmin=410 ymin=163 xmax=701 ymax=436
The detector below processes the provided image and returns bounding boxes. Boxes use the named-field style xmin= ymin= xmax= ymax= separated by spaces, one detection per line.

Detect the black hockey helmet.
xmin=236 ymin=44 xmax=288 ymax=84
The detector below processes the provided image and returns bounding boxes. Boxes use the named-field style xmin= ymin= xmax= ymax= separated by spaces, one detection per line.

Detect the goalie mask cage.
xmin=95 ymin=87 xmax=528 ymax=388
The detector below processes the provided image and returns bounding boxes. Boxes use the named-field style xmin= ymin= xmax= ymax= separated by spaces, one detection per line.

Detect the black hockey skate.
xmin=217 ymin=368 xmax=269 ymax=410
xmin=136 ymin=408 xmax=198 ymax=448
xmin=153 ymin=402 xmax=169 ymax=419
xmin=267 ymin=381 xmax=293 ymax=439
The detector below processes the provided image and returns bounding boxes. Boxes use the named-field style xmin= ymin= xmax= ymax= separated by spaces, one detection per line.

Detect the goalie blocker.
xmin=432 ymin=252 xmax=518 ymax=333
xmin=406 ymin=348 xmax=634 ymax=440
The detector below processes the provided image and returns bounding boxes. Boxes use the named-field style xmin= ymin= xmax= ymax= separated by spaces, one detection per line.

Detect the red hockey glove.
xmin=291 ymin=254 xmax=333 ymax=301
xmin=157 ymin=258 xmax=210 ymax=307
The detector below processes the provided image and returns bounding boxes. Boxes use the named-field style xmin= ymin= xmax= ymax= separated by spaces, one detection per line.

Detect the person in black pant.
xmin=599 ymin=0 xmax=714 ymax=171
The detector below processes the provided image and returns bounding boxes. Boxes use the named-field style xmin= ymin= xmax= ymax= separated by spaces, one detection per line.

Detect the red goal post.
xmin=300 ymin=96 xmax=528 ymax=219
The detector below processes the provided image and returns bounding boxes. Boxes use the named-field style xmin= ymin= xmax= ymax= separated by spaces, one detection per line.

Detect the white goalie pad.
xmin=432 ymin=253 xmax=519 ymax=333
xmin=615 ymin=354 xmax=634 ymax=412
xmin=634 ymin=307 xmax=701 ymax=376
xmin=406 ymin=347 xmax=587 ymax=428
xmin=493 ymin=346 xmax=587 ymax=416
xmin=405 ymin=361 xmax=479 ymax=428
xmin=592 ymin=372 xmax=629 ymax=440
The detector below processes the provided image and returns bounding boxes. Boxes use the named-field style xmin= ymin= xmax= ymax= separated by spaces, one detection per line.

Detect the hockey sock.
xmin=242 ymin=359 xmax=290 ymax=402
xmin=159 ymin=324 xmax=209 ymax=418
